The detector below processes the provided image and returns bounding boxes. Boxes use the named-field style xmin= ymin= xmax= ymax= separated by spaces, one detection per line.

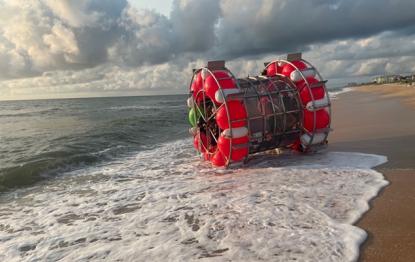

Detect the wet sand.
xmin=329 ymin=87 xmax=415 ymax=261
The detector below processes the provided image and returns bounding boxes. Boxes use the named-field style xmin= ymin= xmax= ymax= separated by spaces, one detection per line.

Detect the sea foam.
xmin=329 ymin=87 xmax=354 ymax=99
xmin=0 ymin=139 xmax=387 ymax=261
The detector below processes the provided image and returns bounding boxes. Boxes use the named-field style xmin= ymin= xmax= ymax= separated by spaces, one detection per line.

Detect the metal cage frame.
xmin=188 ymin=53 xmax=331 ymax=167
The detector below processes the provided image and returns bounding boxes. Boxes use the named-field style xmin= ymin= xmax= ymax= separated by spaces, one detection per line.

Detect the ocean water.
xmin=0 ymin=95 xmax=187 ymax=190
xmin=0 ymin=93 xmax=387 ymax=261
xmin=328 ymin=87 xmax=354 ymax=99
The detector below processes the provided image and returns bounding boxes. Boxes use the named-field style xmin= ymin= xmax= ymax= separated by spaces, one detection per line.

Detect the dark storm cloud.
xmin=216 ymin=0 xmax=415 ymax=58
xmin=1 ymin=0 xmax=415 ymax=99
xmin=1 ymin=0 xmax=415 ymax=79
xmin=170 ymin=0 xmax=221 ymax=53
xmin=112 ymin=0 xmax=221 ymax=67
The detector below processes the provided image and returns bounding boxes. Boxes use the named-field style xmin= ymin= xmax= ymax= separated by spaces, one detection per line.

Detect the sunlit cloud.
xmin=1 ymin=0 xmax=415 ymax=100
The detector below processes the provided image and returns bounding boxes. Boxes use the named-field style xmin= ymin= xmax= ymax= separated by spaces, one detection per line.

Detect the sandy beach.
xmin=357 ymin=84 xmax=415 ymax=108
xmin=329 ymin=84 xmax=415 ymax=261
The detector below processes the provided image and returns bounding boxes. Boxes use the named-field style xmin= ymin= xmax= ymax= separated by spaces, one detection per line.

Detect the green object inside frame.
xmin=188 ymin=105 xmax=204 ymax=127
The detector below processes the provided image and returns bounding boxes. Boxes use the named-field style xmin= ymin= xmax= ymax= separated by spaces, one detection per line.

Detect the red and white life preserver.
xmin=190 ymin=68 xmax=249 ymax=167
xmin=266 ymin=61 xmax=283 ymax=75
xmin=214 ymin=99 xmax=249 ymax=166
xmin=265 ymin=59 xmax=330 ymax=150
xmin=191 ymin=71 xmax=204 ymax=103
xmin=204 ymin=70 xmax=238 ymax=104
xmin=216 ymin=100 xmax=247 ymax=130
xmin=211 ymin=127 xmax=249 ymax=166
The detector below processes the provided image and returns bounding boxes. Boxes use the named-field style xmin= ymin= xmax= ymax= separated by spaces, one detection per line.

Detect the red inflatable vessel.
xmin=188 ymin=53 xmax=331 ymax=167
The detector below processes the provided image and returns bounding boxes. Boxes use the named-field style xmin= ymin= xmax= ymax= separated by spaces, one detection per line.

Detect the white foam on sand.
xmin=329 ymin=87 xmax=354 ymax=99
xmin=0 ymin=139 xmax=388 ymax=262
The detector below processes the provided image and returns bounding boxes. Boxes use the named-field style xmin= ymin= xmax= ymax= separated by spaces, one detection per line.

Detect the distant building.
xmin=373 ymin=76 xmax=384 ymax=84
xmin=373 ymin=75 xmax=402 ymax=84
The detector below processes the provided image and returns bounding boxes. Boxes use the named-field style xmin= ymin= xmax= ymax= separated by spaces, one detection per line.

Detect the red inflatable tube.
xmin=191 ymin=71 xmax=204 ymax=103
xmin=193 ymin=132 xmax=207 ymax=152
xmin=298 ymin=77 xmax=325 ymax=104
xmin=205 ymin=70 xmax=236 ymax=103
xmin=281 ymin=61 xmax=307 ymax=78
xmin=211 ymin=151 xmax=227 ymax=167
xmin=266 ymin=62 xmax=283 ymax=76
xmin=218 ymin=135 xmax=249 ymax=162
xmin=216 ymin=100 xmax=247 ymax=130
xmin=303 ymin=109 xmax=330 ymax=132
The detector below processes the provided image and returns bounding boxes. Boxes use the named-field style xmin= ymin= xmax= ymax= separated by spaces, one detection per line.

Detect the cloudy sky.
xmin=1 ymin=0 xmax=415 ymax=100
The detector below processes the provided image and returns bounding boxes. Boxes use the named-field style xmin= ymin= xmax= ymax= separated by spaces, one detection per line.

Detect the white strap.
xmin=215 ymin=88 xmax=241 ymax=103
xmin=290 ymin=68 xmax=316 ymax=82
xmin=306 ymin=97 xmax=329 ymax=111
xmin=300 ymin=133 xmax=326 ymax=145
xmin=222 ymin=127 xmax=248 ymax=139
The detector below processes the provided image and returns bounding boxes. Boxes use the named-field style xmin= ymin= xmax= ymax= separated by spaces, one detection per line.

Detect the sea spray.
xmin=0 ymin=139 xmax=387 ymax=261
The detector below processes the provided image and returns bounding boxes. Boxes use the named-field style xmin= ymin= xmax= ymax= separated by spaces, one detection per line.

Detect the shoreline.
xmin=357 ymin=169 xmax=415 ymax=262
xmin=329 ymin=85 xmax=415 ymax=261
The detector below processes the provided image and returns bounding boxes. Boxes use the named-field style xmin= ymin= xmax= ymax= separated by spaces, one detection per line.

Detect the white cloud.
xmin=42 ymin=0 xmax=101 ymax=27
xmin=0 ymin=59 xmax=203 ymax=100
xmin=43 ymin=22 xmax=79 ymax=58
xmin=1 ymin=0 xmax=415 ymax=99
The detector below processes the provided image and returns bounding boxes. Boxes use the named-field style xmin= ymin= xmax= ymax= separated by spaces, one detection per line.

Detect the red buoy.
xmin=211 ymin=151 xmax=227 ymax=167
xmin=281 ymin=61 xmax=307 ymax=77
xmin=303 ymin=109 xmax=329 ymax=131
xmin=205 ymin=70 xmax=236 ymax=103
xmin=266 ymin=62 xmax=283 ymax=76
xmin=216 ymin=100 xmax=247 ymax=130
xmin=193 ymin=132 xmax=207 ymax=152
xmin=218 ymin=135 xmax=249 ymax=161
xmin=298 ymin=77 xmax=325 ymax=104
xmin=266 ymin=63 xmax=276 ymax=76
xmin=191 ymin=72 xmax=204 ymax=102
